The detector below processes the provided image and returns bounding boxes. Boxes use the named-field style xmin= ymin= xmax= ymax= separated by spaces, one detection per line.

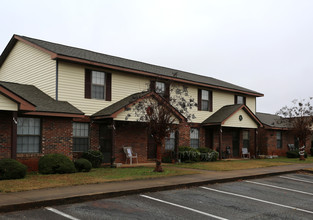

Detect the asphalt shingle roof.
xmin=0 ymin=81 xmax=83 ymax=115
xmin=15 ymin=35 xmax=262 ymax=96
xmin=256 ymin=112 xmax=291 ymax=128
xmin=92 ymin=91 xmax=149 ymax=117
xmin=202 ymin=104 xmax=243 ymax=124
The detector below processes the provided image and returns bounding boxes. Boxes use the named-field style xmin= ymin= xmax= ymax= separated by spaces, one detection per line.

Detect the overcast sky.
xmin=1 ymin=0 xmax=312 ymax=114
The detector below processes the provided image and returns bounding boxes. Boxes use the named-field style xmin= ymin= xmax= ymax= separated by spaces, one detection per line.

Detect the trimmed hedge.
xmin=74 ymin=158 xmax=92 ymax=172
xmin=38 ymin=154 xmax=76 ymax=174
xmin=178 ymin=146 xmax=219 ymax=162
xmin=81 ymin=150 xmax=104 ymax=168
xmin=0 ymin=159 xmax=27 ymax=180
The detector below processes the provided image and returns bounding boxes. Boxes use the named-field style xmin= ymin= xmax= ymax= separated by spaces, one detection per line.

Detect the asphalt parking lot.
xmin=1 ymin=173 xmax=313 ymax=220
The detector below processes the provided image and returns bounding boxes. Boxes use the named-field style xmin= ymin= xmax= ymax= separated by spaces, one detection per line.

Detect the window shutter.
xmin=150 ymin=80 xmax=156 ymax=92
xmin=106 ymin=72 xmax=112 ymax=101
xmin=198 ymin=89 xmax=202 ymax=110
xmin=243 ymin=96 xmax=246 ymax=105
xmin=209 ymin=90 xmax=213 ymax=112
xmin=165 ymin=83 xmax=170 ymax=100
xmin=85 ymin=69 xmax=91 ymax=99
xmin=234 ymin=95 xmax=237 ymax=104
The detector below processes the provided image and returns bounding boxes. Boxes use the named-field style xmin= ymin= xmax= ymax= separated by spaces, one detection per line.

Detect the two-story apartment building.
xmin=0 ymin=35 xmax=263 ymax=170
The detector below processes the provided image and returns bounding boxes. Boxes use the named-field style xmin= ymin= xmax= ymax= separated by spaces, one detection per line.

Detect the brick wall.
xmin=114 ymin=122 xmax=148 ymax=163
xmin=0 ymin=111 xmax=12 ymax=159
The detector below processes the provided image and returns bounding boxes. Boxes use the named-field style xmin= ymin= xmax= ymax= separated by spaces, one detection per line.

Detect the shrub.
xmin=81 ymin=150 xmax=104 ymax=168
xmin=198 ymin=147 xmax=209 ymax=153
xmin=74 ymin=158 xmax=92 ymax=172
xmin=0 ymin=159 xmax=27 ymax=180
xmin=178 ymin=146 xmax=200 ymax=162
xmin=162 ymin=156 xmax=172 ymax=163
xmin=38 ymin=154 xmax=76 ymax=174
xmin=208 ymin=150 xmax=219 ymax=161
xmin=286 ymin=150 xmax=308 ymax=158
xmin=310 ymin=147 xmax=313 ymax=156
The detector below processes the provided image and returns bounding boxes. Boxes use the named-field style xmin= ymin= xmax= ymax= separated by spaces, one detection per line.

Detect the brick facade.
xmin=0 ymin=111 xmax=12 ymax=159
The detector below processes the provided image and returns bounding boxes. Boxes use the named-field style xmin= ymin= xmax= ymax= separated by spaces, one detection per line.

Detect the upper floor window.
xmin=17 ymin=117 xmax=41 ymax=153
xmin=155 ymin=81 xmax=165 ymax=96
xmin=92 ymin=71 xmax=106 ymax=99
xmin=85 ymin=69 xmax=111 ymax=101
xmin=198 ymin=89 xmax=212 ymax=111
xmin=235 ymin=95 xmax=246 ymax=105
xmin=73 ymin=122 xmax=89 ymax=152
xmin=150 ymin=80 xmax=169 ymax=99
xmin=190 ymin=128 xmax=199 ymax=148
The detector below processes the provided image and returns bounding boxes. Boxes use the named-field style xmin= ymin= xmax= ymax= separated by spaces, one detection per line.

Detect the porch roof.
xmin=0 ymin=81 xmax=84 ymax=117
xmin=92 ymin=91 xmax=186 ymax=122
xmin=256 ymin=112 xmax=292 ymax=129
xmin=202 ymin=104 xmax=262 ymax=128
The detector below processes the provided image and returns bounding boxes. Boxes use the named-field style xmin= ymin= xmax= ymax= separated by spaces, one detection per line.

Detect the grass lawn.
xmin=168 ymin=157 xmax=313 ymax=171
xmin=0 ymin=166 xmax=198 ymax=193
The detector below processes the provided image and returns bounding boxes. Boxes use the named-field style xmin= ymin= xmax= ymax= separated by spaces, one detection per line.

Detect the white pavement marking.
xmin=45 ymin=207 xmax=80 ymax=220
xmin=245 ymin=180 xmax=313 ymax=196
xmin=200 ymin=187 xmax=313 ymax=215
xmin=140 ymin=194 xmax=228 ymax=220
xmin=280 ymin=176 xmax=313 ymax=184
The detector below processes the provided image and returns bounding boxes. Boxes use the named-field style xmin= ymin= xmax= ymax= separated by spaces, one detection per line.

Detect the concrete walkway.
xmin=1 ymin=163 xmax=313 ymax=213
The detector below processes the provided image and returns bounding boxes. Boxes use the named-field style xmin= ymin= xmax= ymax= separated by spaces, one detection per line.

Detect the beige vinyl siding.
xmin=0 ymin=94 xmax=18 ymax=111
xmin=246 ymin=96 xmax=256 ymax=113
xmin=0 ymin=41 xmax=56 ymax=98
xmin=222 ymin=109 xmax=258 ymax=128
xmin=172 ymin=84 xmax=257 ymax=123
xmin=58 ymin=61 xmax=150 ymax=116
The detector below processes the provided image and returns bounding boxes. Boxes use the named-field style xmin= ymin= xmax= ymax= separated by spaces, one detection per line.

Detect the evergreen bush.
xmin=0 ymin=159 xmax=27 ymax=180
xmin=38 ymin=154 xmax=76 ymax=174
xmin=81 ymin=150 xmax=104 ymax=168
xmin=74 ymin=158 xmax=92 ymax=172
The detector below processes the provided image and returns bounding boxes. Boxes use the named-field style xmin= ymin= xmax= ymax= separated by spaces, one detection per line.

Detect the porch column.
xmin=219 ymin=126 xmax=222 ymax=160
xmin=254 ymin=128 xmax=258 ymax=158
xmin=111 ymin=120 xmax=116 ymax=166
xmin=11 ymin=112 xmax=17 ymax=159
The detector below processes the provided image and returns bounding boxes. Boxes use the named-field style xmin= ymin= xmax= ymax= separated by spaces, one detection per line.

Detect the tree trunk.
xmin=154 ymin=142 xmax=163 ymax=172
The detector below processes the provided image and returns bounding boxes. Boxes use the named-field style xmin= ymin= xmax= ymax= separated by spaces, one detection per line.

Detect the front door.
xmin=147 ymin=133 xmax=157 ymax=159
xmin=232 ymin=130 xmax=240 ymax=157
xmin=243 ymin=130 xmax=250 ymax=150
xmin=99 ymin=124 xmax=112 ymax=163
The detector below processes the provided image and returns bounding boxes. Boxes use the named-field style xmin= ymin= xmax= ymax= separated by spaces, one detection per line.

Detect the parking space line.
xmin=200 ymin=187 xmax=313 ymax=215
xmin=280 ymin=176 xmax=313 ymax=184
xmin=140 ymin=194 xmax=228 ymax=220
xmin=245 ymin=180 xmax=313 ymax=196
xmin=45 ymin=207 xmax=80 ymax=220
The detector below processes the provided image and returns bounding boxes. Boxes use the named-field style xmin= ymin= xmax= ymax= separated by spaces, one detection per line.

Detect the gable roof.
xmin=92 ymin=91 xmax=186 ymax=121
xmin=202 ymin=104 xmax=262 ymax=126
xmin=256 ymin=112 xmax=292 ymax=129
xmin=0 ymin=81 xmax=84 ymax=117
xmin=0 ymin=35 xmax=263 ymax=97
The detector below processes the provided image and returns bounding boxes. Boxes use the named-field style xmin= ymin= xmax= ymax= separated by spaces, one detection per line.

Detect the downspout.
xmin=11 ymin=112 xmax=17 ymax=159
xmin=55 ymin=59 xmax=58 ymax=100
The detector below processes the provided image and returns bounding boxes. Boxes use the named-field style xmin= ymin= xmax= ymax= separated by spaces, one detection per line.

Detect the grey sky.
xmin=1 ymin=0 xmax=312 ymax=114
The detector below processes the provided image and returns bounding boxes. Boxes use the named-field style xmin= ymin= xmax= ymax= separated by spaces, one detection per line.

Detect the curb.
xmin=0 ymin=169 xmax=304 ymax=213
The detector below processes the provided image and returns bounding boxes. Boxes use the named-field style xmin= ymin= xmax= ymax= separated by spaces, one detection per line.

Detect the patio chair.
xmin=241 ymin=148 xmax=250 ymax=159
xmin=288 ymin=144 xmax=296 ymax=151
xmin=123 ymin=146 xmax=138 ymax=165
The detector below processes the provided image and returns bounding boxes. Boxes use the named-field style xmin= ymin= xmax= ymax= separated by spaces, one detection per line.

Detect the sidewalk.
xmin=1 ymin=163 xmax=313 ymax=213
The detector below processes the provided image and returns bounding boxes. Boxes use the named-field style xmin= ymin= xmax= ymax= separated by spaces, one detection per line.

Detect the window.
xmin=85 ymin=69 xmax=111 ymax=101
xmin=235 ymin=95 xmax=246 ymax=105
xmin=92 ymin=71 xmax=106 ymax=99
xmin=277 ymin=131 xmax=282 ymax=149
xmin=165 ymin=131 xmax=175 ymax=150
xmin=155 ymin=81 xmax=165 ymax=96
xmin=73 ymin=123 xmax=89 ymax=152
xmin=190 ymin=128 xmax=199 ymax=148
xmin=201 ymin=90 xmax=209 ymax=111
xmin=243 ymin=130 xmax=249 ymax=149
xmin=17 ymin=117 xmax=41 ymax=153
xmin=198 ymin=89 xmax=212 ymax=111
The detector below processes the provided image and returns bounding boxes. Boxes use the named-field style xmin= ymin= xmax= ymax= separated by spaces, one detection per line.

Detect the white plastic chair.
xmin=123 ymin=146 xmax=138 ymax=165
xmin=241 ymin=148 xmax=250 ymax=159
